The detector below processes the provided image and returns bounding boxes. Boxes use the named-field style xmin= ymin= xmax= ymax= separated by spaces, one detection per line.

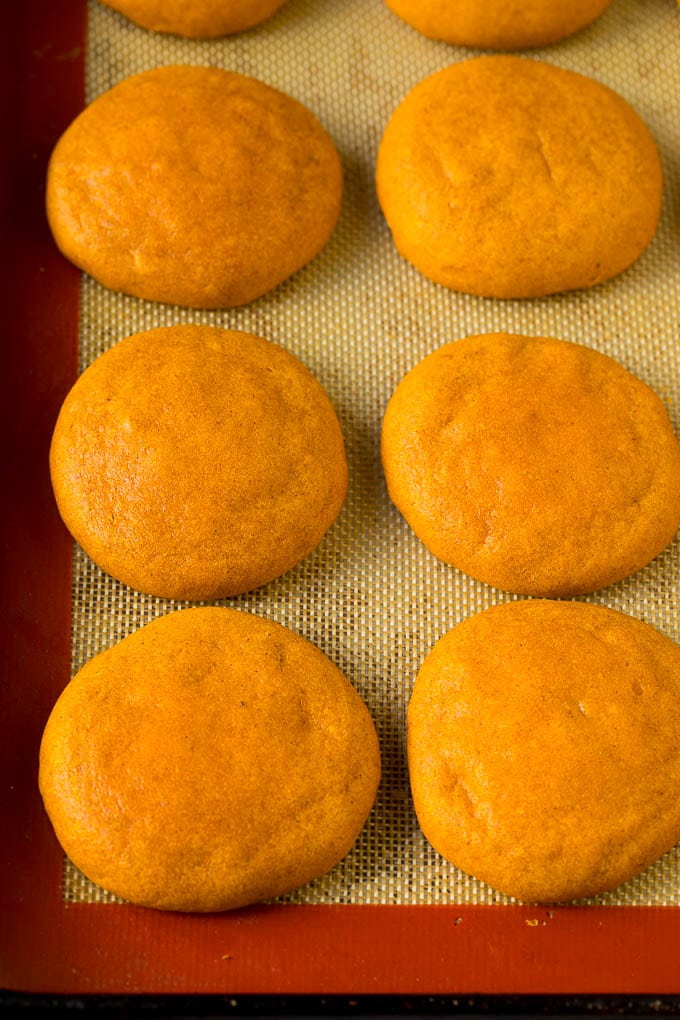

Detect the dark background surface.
xmin=4 ymin=996 xmax=680 ymax=1017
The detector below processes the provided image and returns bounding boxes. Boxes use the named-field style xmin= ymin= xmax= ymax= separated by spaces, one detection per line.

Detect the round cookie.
xmin=383 ymin=0 xmax=613 ymax=50
xmin=49 ymin=325 xmax=348 ymax=600
xmin=46 ymin=65 xmax=343 ymax=308
xmin=39 ymin=606 xmax=381 ymax=912
xmin=375 ymin=56 xmax=662 ymax=299
xmin=97 ymin=0 xmax=289 ymax=37
xmin=408 ymin=599 xmax=680 ymax=903
xmin=381 ymin=333 xmax=680 ymax=597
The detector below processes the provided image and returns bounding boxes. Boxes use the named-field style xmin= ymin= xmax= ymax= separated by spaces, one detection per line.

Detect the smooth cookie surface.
xmin=408 ymin=599 xmax=680 ymax=902
xmin=381 ymin=333 xmax=680 ymax=596
xmin=384 ymin=0 xmax=613 ymax=50
xmin=39 ymin=607 xmax=381 ymax=912
xmin=50 ymin=325 xmax=348 ymax=600
xmin=376 ymin=56 xmax=662 ymax=298
xmin=47 ymin=66 xmax=343 ymax=308
xmin=97 ymin=0 xmax=289 ymax=36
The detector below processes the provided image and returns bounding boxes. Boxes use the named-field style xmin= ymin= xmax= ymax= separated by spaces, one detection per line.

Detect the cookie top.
xmin=408 ymin=599 xmax=680 ymax=903
xmin=46 ymin=65 xmax=343 ymax=308
xmin=39 ymin=607 xmax=381 ymax=912
xmin=376 ymin=56 xmax=662 ymax=299
xmin=384 ymin=0 xmax=613 ymax=50
xmin=49 ymin=325 xmax=348 ymax=600
xmin=97 ymin=0 xmax=289 ymax=36
xmin=381 ymin=333 xmax=680 ymax=597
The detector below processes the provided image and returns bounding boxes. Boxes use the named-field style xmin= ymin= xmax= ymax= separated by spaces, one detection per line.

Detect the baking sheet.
xmin=4 ymin=0 xmax=680 ymax=996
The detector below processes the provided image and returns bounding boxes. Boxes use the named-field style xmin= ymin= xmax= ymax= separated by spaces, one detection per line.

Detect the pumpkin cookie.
xmin=383 ymin=0 xmax=613 ymax=50
xmin=46 ymin=65 xmax=343 ymax=308
xmin=97 ymin=0 xmax=289 ymax=36
xmin=408 ymin=599 xmax=680 ymax=902
xmin=376 ymin=56 xmax=662 ymax=298
xmin=39 ymin=606 xmax=381 ymax=912
xmin=381 ymin=333 xmax=680 ymax=597
xmin=49 ymin=325 xmax=348 ymax=600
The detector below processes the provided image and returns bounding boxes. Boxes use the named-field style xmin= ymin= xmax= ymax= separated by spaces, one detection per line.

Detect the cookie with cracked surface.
xmin=381 ymin=332 xmax=680 ymax=597
xmin=39 ymin=606 xmax=381 ymax=912
xmin=376 ymin=56 xmax=662 ymax=298
xmin=408 ymin=599 xmax=680 ymax=903
xmin=46 ymin=65 xmax=343 ymax=308
xmin=50 ymin=325 xmax=348 ymax=600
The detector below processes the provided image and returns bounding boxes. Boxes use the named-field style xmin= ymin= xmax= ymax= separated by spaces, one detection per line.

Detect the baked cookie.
xmin=39 ymin=606 xmax=381 ymax=912
xmin=49 ymin=325 xmax=348 ymax=600
xmin=384 ymin=0 xmax=613 ymax=50
xmin=376 ymin=56 xmax=662 ymax=298
xmin=408 ymin=599 xmax=680 ymax=902
xmin=46 ymin=65 xmax=343 ymax=308
xmin=97 ymin=0 xmax=289 ymax=37
xmin=381 ymin=333 xmax=680 ymax=597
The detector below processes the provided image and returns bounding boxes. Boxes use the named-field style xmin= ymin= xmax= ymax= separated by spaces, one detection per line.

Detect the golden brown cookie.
xmin=384 ymin=0 xmax=613 ymax=50
xmin=381 ymin=333 xmax=680 ymax=597
xmin=376 ymin=56 xmax=662 ymax=298
xmin=46 ymin=65 xmax=343 ymax=308
xmin=49 ymin=325 xmax=348 ymax=600
xmin=408 ymin=599 xmax=680 ymax=902
xmin=97 ymin=0 xmax=289 ymax=37
xmin=39 ymin=606 xmax=381 ymax=912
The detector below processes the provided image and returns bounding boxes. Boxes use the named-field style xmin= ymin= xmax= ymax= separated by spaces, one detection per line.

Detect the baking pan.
xmin=4 ymin=0 xmax=680 ymax=997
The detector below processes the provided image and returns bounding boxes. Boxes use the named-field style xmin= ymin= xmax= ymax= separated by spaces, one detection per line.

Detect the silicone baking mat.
xmin=4 ymin=0 xmax=680 ymax=996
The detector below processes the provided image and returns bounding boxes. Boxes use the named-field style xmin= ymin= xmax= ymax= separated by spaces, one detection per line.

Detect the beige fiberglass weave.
xmin=64 ymin=0 xmax=680 ymax=907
